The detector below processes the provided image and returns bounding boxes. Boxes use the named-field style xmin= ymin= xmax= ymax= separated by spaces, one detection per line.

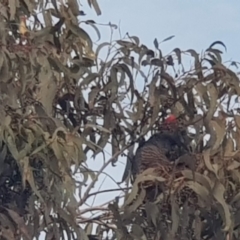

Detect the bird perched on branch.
xmin=131 ymin=114 xmax=190 ymax=179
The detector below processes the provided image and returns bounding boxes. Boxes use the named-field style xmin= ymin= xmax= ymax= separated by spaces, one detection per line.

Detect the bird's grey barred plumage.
xmin=131 ymin=130 xmax=189 ymax=178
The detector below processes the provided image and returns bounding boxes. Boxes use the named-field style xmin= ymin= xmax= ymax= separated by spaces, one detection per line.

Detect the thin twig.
xmin=80 ymin=207 xmax=109 ymax=215
xmin=78 ymin=145 xmax=130 ymax=206
xmin=87 ymin=187 xmax=130 ymax=199
xmin=90 ymin=175 xmax=107 ymax=207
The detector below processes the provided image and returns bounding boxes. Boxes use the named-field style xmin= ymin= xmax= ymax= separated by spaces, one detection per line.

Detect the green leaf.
xmin=80 ymin=73 xmax=99 ymax=87
xmin=127 ymin=34 xmax=140 ymax=46
xmin=153 ymin=38 xmax=159 ymax=49
xmin=96 ymin=42 xmax=111 ymax=57
xmin=89 ymin=0 xmax=102 ymax=16
xmin=117 ymin=40 xmax=136 ymax=48
xmin=68 ymin=22 xmax=93 ymax=50
xmin=161 ymin=35 xmax=175 ymax=43
xmin=85 ymin=20 xmax=101 ymax=41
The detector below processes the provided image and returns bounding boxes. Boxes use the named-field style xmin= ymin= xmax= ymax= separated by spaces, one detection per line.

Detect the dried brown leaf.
xmin=185 ymin=180 xmax=212 ymax=205
xmin=148 ymin=73 xmax=158 ymax=107
xmin=171 ymin=194 xmax=180 ymax=235
xmin=223 ymin=136 xmax=235 ymax=157
xmin=212 ymin=181 xmax=231 ymax=231
xmin=205 ymin=83 xmax=218 ymax=121
xmin=43 ymin=9 xmax=53 ymax=27
xmin=118 ymin=63 xmax=134 ymax=104
xmin=85 ymin=223 xmax=93 ymax=235
xmin=6 ymin=208 xmax=31 ymax=240
xmin=69 ymin=22 xmax=93 ymax=50
xmin=117 ymin=40 xmax=136 ymax=49
xmin=145 ymin=202 xmax=159 ymax=227
xmin=203 ymin=149 xmax=219 ymax=177
xmin=80 ymin=73 xmax=99 ymax=87
xmin=0 ymin=52 xmax=10 ymax=83
xmin=210 ymin=120 xmax=225 ymax=152
xmin=125 ymin=188 xmax=146 ymax=214
xmin=68 ymin=0 xmax=80 ymax=16
xmin=131 ymin=224 xmax=146 ymax=239
xmin=22 ymin=156 xmax=44 ymax=203
xmin=9 ymin=0 xmax=16 ymax=20
xmin=181 ymin=169 xmax=212 ymax=191
xmin=173 ymin=48 xmax=181 ymax=64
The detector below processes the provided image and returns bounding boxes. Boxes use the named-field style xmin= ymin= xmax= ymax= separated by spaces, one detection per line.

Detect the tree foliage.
xmin=0 ymin=0 xmax=240 ymax=239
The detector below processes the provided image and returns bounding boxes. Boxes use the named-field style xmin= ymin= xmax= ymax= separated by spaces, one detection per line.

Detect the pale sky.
xmin=84 ymin=0 xmax=240 ymax=60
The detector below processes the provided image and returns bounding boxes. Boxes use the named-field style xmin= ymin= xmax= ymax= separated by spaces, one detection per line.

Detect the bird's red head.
xmin=158 ymin=114 xmax=179 ymax=132
xmin=164 ymin=114 xmax=177 ymax=124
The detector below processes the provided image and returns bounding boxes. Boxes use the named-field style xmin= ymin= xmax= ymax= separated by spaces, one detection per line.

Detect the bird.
xmin=131 ymin=115 xmax=189 ymax=180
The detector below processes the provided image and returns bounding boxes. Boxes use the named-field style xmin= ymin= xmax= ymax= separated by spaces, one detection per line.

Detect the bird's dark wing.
xmin=131 ymin=132 xmax=185 ymax=177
